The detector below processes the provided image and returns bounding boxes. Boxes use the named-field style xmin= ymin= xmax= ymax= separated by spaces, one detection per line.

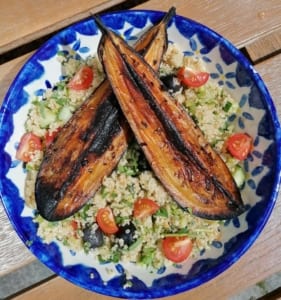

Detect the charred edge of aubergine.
xmin=35 ymin=8 xmax=175 ymax=220
xmin=121 ymin=56 xmax=245 ymax=219
xmin=134 ymin=7 xmax=175 ymax=55
xmin=78 ymin=87 xmax=116 ymax=143
xmin=35 ymin=10 xmax=174 ymax=221
xmin=35 ymin=96 xmax=124 ymax=221
xmin=99 ymin=21 xmax=245 ymax=218
xmin=94 ymin=6 xmax=175 ymax=57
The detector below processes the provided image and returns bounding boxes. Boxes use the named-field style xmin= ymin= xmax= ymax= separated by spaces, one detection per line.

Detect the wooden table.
xmin=1 ymin=0 xmax=281 ymax=299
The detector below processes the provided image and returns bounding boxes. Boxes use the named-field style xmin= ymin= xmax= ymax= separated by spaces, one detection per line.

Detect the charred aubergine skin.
xmin=97 ymin=20 xmax=245 ymax=220
xmin=35 ymin=8 xmax=175 ymax=221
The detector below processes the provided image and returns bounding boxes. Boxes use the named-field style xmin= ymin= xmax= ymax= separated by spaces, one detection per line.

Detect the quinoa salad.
xmin=20 ymin=43 xmax=244 ymax=271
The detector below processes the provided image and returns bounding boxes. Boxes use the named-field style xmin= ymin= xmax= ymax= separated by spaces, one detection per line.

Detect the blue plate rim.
xmin=1 ymin=9 xmax=281 ymax=299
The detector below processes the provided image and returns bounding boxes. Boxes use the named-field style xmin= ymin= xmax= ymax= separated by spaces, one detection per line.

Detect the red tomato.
xmin=70 ymin=220 xmax=79 ymax=231
xmin=162 ymin=236 xmax=193 ymax=263
xmin=45 ymin=128 xmax=60 ymax=147
xmin=70 ymin=220 xmax=79 ymax=238
xmin=16 ymin=132 xmax=42 ymax=162
xmin=133 ymin=198 xmax=160 ymax=219
xmin=96 ymin=207 xmax=118 ymax=234
xmin=226 ymin=133 xmax=253 ymax=160
xmin=177 ymin=67 xmax=209 ymax=88
xmin=68 ymin=66 xmax=94 ymax=90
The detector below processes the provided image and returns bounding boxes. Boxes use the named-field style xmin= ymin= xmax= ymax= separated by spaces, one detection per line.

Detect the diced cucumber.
xmin=58 ymin=105 xmax=74 ymax=122
xmin=39 ymin=107 xmax=57 ymax=128
xmin=233 ymin=165 xmax=245 ymax=188
xmin=128 ymin=238 xmax=142 ymax=251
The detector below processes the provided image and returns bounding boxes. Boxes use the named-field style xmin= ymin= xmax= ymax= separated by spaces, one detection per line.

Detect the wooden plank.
xmin=0 ymin=197 xmax=35 ymax=275
xmin=1 ymin=0 xmax=281 ymax=56
xmin=254 ymin=53 xmax=281 ymax=107
xmin=0 ymin=0 xmax=127 ymax=54
xmin=11 ymin=276 xmax=117 ymax=300
xmin=135 ymin=0 xmax=281 ymax=49
xmin=0 ymin=54 xmax=31 ymax=106
xmin=245 ymin=26 xmax=281 ymax=62
xmin=0 ymin=54 xmax=35 ymax=276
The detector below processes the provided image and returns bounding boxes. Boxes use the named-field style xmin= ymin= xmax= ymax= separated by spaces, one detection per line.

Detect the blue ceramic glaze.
xmin=1 ymin=10 xmax=281 ymax=299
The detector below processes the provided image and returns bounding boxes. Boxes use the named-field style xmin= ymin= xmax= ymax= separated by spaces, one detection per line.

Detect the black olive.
xmin=161 ymin=74 xmax=182 ymax=93
xmin=82 ymin=223 xmax=104 ymax=249
xmin=116 ymin=222 xmax=137 ymax=246
xmin=138 ymin=152 xmax=151 ymax=172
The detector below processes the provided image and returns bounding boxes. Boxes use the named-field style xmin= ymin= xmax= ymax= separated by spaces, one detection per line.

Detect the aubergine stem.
xmin=97 ymin=20 xmax=245 ymax=220
xmin=94 ymin=7 xmax=175 ymax=69
xmin=35 ymin=8 xmax=175 ymax=221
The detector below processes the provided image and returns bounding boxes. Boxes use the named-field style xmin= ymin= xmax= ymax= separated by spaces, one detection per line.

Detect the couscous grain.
xmin=22 ymin=43 xmax=241 ymax=271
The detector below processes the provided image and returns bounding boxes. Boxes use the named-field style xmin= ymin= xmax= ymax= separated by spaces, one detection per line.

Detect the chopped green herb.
xmin=96 ymin=255 xmax=109 ymax=264
xmin=110 ymin=191 xmax=118 ymax=198
xmin=110 ymin=250 xmax=122 ymax=263
xmin=62 ymin=238 xmax=70 ymax=246
xmin=155 ymin=207 xmax=168 ymax=218
xmin=140 ymin=247 xmax=156 ymax=267
xmin=79 ymin=203 xmax=91 ymax=220
xmin=115 ymin=215 xmax=130 ymax=225
xmin=100 ymin=185 xmax=108 ymax=199
xmin=223 ymin=101 xmax=232 ymax=112
xmin=126 ymin=183 xmax=135 ymax=195
xmin=83 ymin=241 xmax=91 ymax=254
xmin=128 ymin=238 xmax=142 ymax=251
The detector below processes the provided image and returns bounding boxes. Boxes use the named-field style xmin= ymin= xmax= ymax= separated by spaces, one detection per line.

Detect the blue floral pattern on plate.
xmin=0 ymin=10 xmax=281 ymax=299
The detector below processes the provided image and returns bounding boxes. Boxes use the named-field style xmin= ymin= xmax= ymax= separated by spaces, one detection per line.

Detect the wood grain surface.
xmin=137 ymin=0 xmax=281 ymax=50
xmin=0 ymin=0 xmax=126 ymax=54
xmin=246 ymin=27 xmax=281 ymax=63
xmin=0 ymin=53 xmax=34 ymax=275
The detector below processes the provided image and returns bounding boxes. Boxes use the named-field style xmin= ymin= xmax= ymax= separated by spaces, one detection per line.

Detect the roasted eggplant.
xmin=35 ymin=8 xmax=175 ymax=221
xmin=96 ymin=18 xmax=245 ymax=220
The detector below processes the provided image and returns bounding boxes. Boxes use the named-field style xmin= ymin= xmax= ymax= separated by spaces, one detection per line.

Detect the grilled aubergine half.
xmin=35 ymin=8 xmax=176 ymax=221
xmin=96 ymin=18 xmax=245 ymax=220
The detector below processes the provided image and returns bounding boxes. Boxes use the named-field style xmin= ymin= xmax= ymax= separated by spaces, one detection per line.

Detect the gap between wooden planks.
xmin=245 ymin=26 xmax=281 ymax=63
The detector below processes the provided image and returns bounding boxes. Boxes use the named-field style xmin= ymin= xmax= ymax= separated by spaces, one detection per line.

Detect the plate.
xmin=1 ymin=9 xmax=281 ymax=299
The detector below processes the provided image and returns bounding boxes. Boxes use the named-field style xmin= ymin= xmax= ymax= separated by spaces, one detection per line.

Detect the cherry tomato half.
xmin=70 ymin=220 xmax=79 ymax=231
xmin=44 ymin=127 xmax=60 ymax=147
xmin=96 ymin=207 xmax=118 ymax=234
xmin=70 ymin=220 xmax=79 ymax=238
xmin=177 ymin=67 xmax=209 ymax=88
xmin=68 ymin=66 xmax=94 ymax=90
xmin=162 ymin=236 xmax=193 ymax=263
xmin=133 ymin=198 xmax=160 ymax=219
xmin=226 ymin=132 xmax=253 ymax=160
xmin=16 ymin=132 xmax=42 ymax=162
